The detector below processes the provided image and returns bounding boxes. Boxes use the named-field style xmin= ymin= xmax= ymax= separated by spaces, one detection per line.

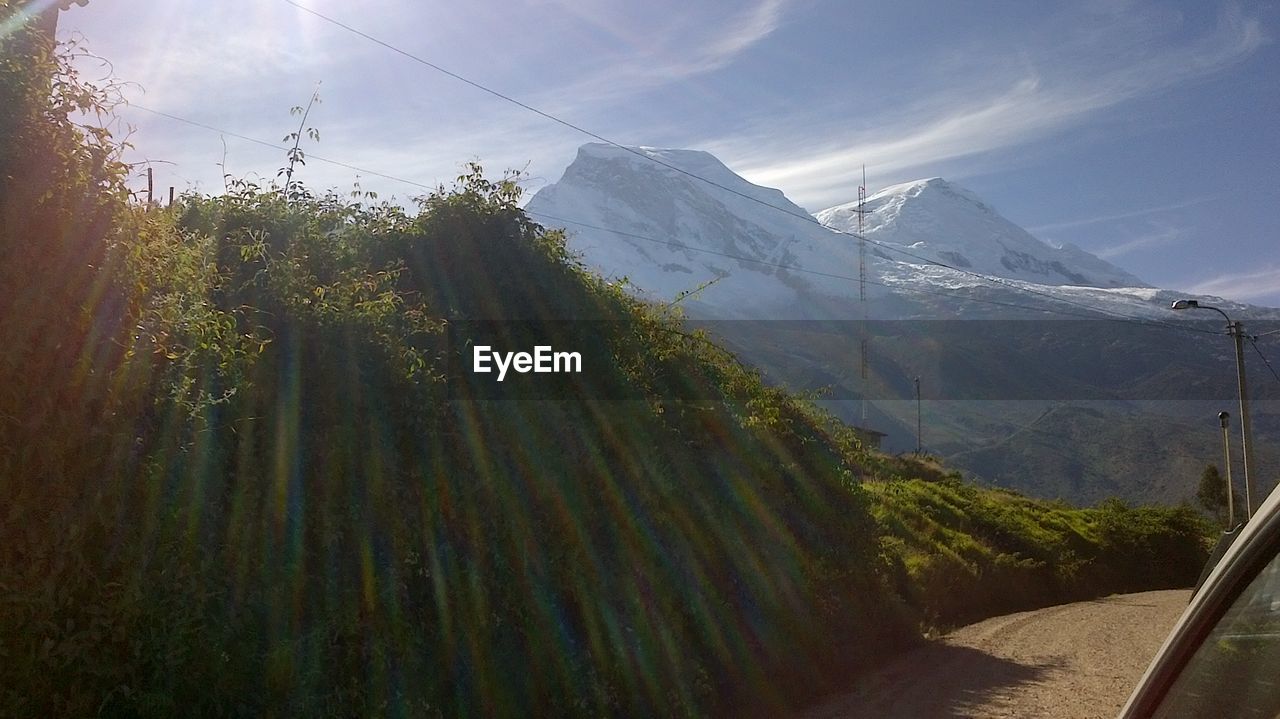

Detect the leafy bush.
xmin=866 ymin=479 xmax=1212 ymax=629
xmin=3 ymin=113 xmax=903 ymax=715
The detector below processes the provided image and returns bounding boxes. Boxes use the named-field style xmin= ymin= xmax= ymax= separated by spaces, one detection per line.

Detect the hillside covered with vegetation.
xmin=1 ymin=10 xmax=1210 ymax=717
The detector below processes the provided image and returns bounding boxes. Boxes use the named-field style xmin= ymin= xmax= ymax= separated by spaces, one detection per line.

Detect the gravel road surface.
xmin=802 ymin=589 xmax=1192 ymax=719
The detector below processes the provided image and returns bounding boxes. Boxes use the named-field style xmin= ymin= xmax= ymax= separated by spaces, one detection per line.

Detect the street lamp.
xmin=1172 ymin=299 xmax=1255 ymax=518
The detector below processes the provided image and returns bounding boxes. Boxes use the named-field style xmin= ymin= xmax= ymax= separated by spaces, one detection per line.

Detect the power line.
xmin=130 ymin=102 xmax=1225 ymax=336
xmin=1250 ymin=337 xmax=1280 ymax=386
xmin=129 ymin=102 xmax=1058 ymax=314
xmin=277 ymin=0 xmax=1218 ymax=336
xmin=130 ymin=104 xmax=438 ymax=192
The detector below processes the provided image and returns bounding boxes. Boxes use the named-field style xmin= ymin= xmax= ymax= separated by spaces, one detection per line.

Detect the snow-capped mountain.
xmin=525 ymin=142 xmax=1269 ymax=322
xmin=525 ymin=142 xmax=857 ymax=314
xmin=816 ymin=178 xmax=1147 ymax=289
xmin=524 ymin=143 xmax=1280 ymax=506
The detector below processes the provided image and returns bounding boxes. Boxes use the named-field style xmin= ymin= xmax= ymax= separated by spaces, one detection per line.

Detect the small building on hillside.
xmin=850 ymin=426 xmax=886 ymax=451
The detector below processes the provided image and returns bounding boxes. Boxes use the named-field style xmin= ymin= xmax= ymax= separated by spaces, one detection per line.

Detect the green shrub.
xmin=867 ymin=479 xmax=1212 ymax=629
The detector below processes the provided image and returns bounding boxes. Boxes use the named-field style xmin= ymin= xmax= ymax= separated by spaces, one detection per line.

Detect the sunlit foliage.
xmin=867 ymin=473 xmax=1210 ymax=630
xmin=0 ymin=10 xmax=1209 ymax=716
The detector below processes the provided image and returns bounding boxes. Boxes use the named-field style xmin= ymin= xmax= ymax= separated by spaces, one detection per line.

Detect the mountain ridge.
xmin=816 ymin=177 xmax=1150 ymax=290
xmin=527 ymin=143 xmax=1193 ymax=323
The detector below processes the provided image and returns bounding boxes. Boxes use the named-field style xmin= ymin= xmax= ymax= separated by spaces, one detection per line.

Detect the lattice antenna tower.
xmin=856 ymin=165 xmax=870 ymax=421
xmin=858 ymin=166 xmax=869 ymax=380
xmin=858 ymin=165 xmax=867 ymax=303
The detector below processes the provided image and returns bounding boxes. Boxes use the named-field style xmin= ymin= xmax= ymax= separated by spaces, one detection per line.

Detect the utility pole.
xmin=1219 ymin=411 xmax=1235 ymax=529
xmin=1172 ymin=299 xmax=1256 ymax=518
xmin=1230 ymin=320 xmax=1255 ymax=517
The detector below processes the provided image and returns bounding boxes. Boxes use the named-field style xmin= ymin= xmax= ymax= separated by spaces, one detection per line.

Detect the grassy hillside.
xmin=865 ymin=464 xmax=1209 ymax=629
xmin=1 ymin=16 xmax=1211 ymax=718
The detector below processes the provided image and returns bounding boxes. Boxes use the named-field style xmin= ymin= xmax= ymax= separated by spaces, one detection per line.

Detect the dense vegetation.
xmin=1 ymin=9 xmax=1211 ymax=717
xmin=867 ymin=470 xmax=1209 ymax=628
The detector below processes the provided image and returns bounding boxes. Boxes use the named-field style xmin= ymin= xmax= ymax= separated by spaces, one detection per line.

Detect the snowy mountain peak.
xmin=868 ymin=177 xmax=982 ymax=205
xmin=576 ymin=143 xmax=720 ymax=172
xmin=817 ymin=178 xmax=1148 ymax=289
xmin=526 ymin=143 xmax=837 ymax=312
xmin=563 ymin=142 xmax=803 ymax=215
xmin=527 ymin=143 xmax=1170 ymax=319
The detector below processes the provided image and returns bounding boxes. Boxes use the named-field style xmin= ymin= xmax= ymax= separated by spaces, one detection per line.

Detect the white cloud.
xmin=713 ymin=5 xmax=1266 ymax=209
xmin=68 ymin=0 xmax=791 ymax=203
xmin=64 ymin=1 xmax=346 ymax=114
xmin=1095 ymin=226 xmax=1185 ymax=260
xmin=534 ymin=0 xmax=789 ymax=109
xmin=698 ymin=0 xmax=786 ymax=72
xmin=1187 ymin=267 xmax=1280 ymax=303
xmin=1027 ymin=196 xmax=1216 ymax=234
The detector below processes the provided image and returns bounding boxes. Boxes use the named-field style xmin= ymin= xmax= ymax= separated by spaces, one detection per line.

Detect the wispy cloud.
xmin=697 ymin=0 xmax=786 ymax=73
xmin=1028 ymin=195 xmax=1217 ymax=234
xmin=1095 ymin=226 xmax=1185 ymax=260
xmin=72 ymin=0 xmax=792 ymax=199
xmin=717 ymin=5 xmax=1266 ymax=209
xmin=536 ymin=0 xmax=789 ymax=108
xmin=69 ymin=2 xmax=342 ymax=114
xmin=1188 ymin=266 xmax=1280 ymax=304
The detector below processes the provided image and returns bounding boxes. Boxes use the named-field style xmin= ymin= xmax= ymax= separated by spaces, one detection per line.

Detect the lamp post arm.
xmin=1199 ymin=304 xmax=1234 ymax=326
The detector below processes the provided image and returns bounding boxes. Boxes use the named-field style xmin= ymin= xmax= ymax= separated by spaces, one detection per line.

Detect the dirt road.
xmin=803 ymin=589 xmax=1191 ymax=719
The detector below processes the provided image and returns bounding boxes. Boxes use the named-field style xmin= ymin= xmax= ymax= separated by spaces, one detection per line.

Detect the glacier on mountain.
xmin=525 ymin=143 xmax=854 ymax=314
xmin=816 ymin=178 xmax=1148 ymax=290
xmin=525 ymin=143 xmax=1265 ymax=321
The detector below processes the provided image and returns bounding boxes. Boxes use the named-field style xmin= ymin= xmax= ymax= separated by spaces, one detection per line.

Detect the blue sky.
xmin=61 ymin=0 xmax=1280 ymax=306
